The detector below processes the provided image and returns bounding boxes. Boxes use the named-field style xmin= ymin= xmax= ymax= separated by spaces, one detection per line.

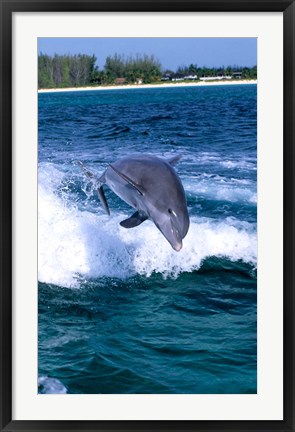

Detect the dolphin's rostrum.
xmin=79 ymin=154 xmax=190 ymax=251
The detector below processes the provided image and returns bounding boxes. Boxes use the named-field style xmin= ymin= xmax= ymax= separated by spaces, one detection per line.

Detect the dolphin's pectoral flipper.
xmin=120 ymin=211 xmax=148 ymax=228
xmin=97 ymin=186 xmax=110 ymax=215
xmin=168 ymin=155 xmax=182 ymax=166
xmin=109 ymin=164 xmax=145 ymax=195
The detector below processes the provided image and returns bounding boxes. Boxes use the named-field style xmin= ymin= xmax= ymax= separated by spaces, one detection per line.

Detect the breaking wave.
xmin=38 ymin=164 xmax=257 ymax=288
xmin=38 ymin=376 xmax=68 ymax=394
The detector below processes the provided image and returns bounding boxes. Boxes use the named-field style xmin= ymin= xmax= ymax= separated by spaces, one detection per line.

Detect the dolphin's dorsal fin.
xmin=168 ymin=155 xmax=182 ymax=166
xmin=97 ymin=186 xmax=110 ymax=215
xmin=120 ymin=211 xmax=148 ymax=228
xmin=109 ymin=164 xmax=145 ymax=195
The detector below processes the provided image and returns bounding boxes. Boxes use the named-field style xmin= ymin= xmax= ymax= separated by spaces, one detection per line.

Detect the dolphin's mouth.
xmin=170 ymin=217 xmax=183 ymax=251
xmin=171 ymin=241 xmax=183 ymax=252
xmin=153 ymin=217 xmax=183 ymax=252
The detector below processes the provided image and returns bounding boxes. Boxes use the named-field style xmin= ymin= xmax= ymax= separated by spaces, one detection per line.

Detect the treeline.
xmin=38 ymin=53 xmax=257 ymax=89
xmin=38 ymin=54 xmax=98 ymax=89
xmin=38 ymin=53 xmax=161 ymax=88
xmin=104 ymin=53 xmax=162 ymax=84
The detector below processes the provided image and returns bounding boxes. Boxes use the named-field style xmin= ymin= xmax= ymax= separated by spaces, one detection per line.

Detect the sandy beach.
xmin=38 ymin=79 xmax=257 ymax=93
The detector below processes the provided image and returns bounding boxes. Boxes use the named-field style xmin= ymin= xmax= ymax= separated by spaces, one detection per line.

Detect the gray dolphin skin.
xmin=80 ymin=154 xmax=190 ymax=251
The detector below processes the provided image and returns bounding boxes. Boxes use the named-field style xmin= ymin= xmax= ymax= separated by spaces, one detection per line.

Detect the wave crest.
xmin=38 ymin=165 xmax=257 ymax=288
xmin=38 ymin=376 xmax=67 ymax=394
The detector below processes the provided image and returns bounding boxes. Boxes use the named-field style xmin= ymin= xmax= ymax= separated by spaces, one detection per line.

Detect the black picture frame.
xmin=1 ymin=1 xmax=294 ymax=431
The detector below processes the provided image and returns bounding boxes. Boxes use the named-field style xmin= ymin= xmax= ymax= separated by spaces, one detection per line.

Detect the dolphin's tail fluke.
xmin=77 ymin=161 xmax=110 ymax=215
xmin=77 ymin=161 xmax=96 ymax=179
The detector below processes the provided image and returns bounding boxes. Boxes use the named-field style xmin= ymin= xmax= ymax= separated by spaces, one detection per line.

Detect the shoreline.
xmin=38 ymin=79 xmax=257 ymax=93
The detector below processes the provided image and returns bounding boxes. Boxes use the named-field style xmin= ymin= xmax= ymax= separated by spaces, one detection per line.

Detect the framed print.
xmin=1 ymin=1 xmax=294 ymax=431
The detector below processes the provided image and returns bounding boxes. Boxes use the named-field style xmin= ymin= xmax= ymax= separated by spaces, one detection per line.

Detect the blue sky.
xmin=38 ymin=38 xmax=257 ymax=71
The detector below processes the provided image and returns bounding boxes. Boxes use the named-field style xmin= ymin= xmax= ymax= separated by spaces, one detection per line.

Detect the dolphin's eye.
xmin=168 ymin=209 xmax=177 ymax=217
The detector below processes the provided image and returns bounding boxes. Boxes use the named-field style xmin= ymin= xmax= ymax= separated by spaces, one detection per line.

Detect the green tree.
xmin=38 ymin=53 xmax=99 ymax=88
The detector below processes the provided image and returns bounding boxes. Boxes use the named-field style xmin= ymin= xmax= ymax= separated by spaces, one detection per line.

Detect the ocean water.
xmin=38 ymin=84 xmax=257 ymax=394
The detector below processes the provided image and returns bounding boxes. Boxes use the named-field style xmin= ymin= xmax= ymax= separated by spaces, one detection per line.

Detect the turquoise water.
xmin=38 ymin=84 xmax=257 ymax=394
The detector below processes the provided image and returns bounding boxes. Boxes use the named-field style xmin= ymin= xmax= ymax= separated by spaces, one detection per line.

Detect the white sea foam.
xmin=38 ymin=376 xmax=68 ymax=394
xmin=38 ymin=165 xmax=257 ymax=288
xmin=220 ymin=160 xmax=257 ymax=171
xmin=184 ymin=175 xmax=257 ymax=204
xmin=186 ymin=153 xmax=257 ymax=172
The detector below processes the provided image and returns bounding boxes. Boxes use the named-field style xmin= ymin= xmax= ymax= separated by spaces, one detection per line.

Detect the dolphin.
xmin=79 ymin=154 xmax=190 ymax=251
